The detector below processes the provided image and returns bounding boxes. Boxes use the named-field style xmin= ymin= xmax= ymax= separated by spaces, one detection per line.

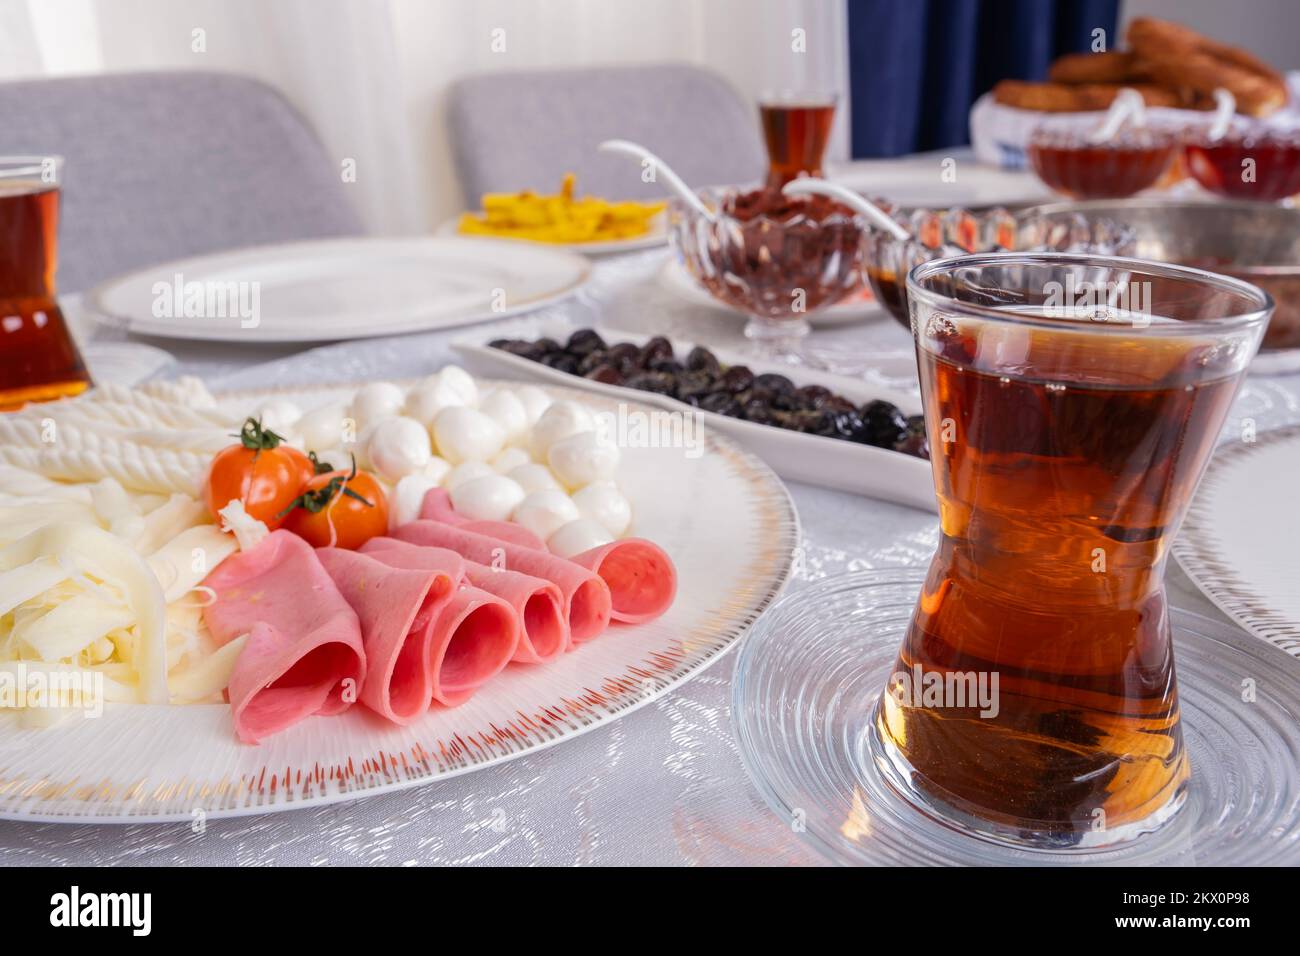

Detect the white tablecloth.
xmin=3 ymin=249 xmax=1297 ymax=866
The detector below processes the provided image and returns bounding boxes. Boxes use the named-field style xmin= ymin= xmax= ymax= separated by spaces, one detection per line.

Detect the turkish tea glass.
xmin=873 ymin=253 xmax=1271 ymax=848
xmin=759 ymin=91 xmax=837 ymax=191
xmin=0 ymin=156 xmax=91 ymax=409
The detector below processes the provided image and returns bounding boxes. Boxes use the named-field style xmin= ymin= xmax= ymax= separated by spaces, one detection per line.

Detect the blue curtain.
xmin=847 ymin=0 xmax=1120 ymax=156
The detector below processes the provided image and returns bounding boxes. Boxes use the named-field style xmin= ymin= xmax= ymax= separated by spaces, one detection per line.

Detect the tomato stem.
xmin=234 ymin=417 xmax=287 ymax=452
xmin=276 ymin=454 xmax=374 ymax=519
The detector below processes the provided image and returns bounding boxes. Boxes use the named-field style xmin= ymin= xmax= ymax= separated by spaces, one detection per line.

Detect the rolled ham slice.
xmin=569 ymin=539 xmax=677 ymax=624
xmin=315 ymin=547 xmax=462 ymax=723
xmin=391 ymin=520 xmax=611 ymax=645
xmin=365 ymin=537 xmax=567 ymax=663
xmin=425 ymin=586 xmax=519 ymax=704
xmin=203 ymin=530 xmax=365 ymax=744
xmin=420 ymin=488 xmax=546 ymax=550
xmin=320 ymin=545 xmax=518 ymax=707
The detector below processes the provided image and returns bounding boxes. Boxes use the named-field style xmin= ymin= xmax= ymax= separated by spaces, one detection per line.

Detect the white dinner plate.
xmin=657 ymin=257 xmax=886 ymax=327
xmin=452 ymin=320 xmax=935 ymax=511
xmin=438 ymin=212 xmax=668 ymax=257
xmin=83 ymin=237 xmax=592 ymax=343
xmin=1174 ymin=424 xmax=1300 ymax=658
xmin=0 ymin=379 xmax=798 ymax=822
xmin=827 ymin=153 xmax=1053 ymax=209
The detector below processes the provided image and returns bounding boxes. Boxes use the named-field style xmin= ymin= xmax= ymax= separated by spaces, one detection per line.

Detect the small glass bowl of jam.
xmin=1184 ymin=128 xmax=1300 ymax=202
xmin=1027 ymin=126 xmax=1180 ymax=199
xmin=861 ymin=202 xmax=1136 ymax=331
xmin=668 ymin=185 xmax=864 ymax=362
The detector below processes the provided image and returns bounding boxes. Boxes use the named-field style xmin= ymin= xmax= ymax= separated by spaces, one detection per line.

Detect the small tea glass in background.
xmin=874 ymin=253 xmax=1271 ymax=848
xmin=759 ymin=91 xmax=837 ymax=190
xmin=0 ymin=156 xmax=91 ymax=410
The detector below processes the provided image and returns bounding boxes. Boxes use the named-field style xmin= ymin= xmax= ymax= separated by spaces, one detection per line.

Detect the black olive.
xmin=719 ymin=365 xmax=755 ymax=393
xmin=742 ymin=400 xmax=775 ymax=425
xmin=860 ymin=399 xmax=909 ymax=447
xmin=541 ymin=353 xmax=580 ymax=375
xmin=606 ymin=342 xmax=640 ymax=370
xmin=894 ymin=433 xmax=930 ymax=459
xmin=637 ymin=336 xmax=674 ymax=368
xmin=624 ymin=371 xmax=675 ymax=394
xmin=535 ymin=337 xmax=562 ymax=355
xmin=584 ymin=363 xmax=624 ymax=385
xmin=578 ymin=351 xmax=609 ymax=375
xmin=686 ymin=346 xmax=721 ymax=375
xmin=648 ymin=357 xmax=685 ymax=376
xmin=795 ymin=384 xmax=833 ymax=409
xmin=752 ymin=373 xmax=796 ymax=395
xmin=700 ymin=392 xmax=741 ymax=416
xmin=565 ymin=328 xmax=607 ymax=356
xmin=675 ymin=371 xmax=714 ymax=400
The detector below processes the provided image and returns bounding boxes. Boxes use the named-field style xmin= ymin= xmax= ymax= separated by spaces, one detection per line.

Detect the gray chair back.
xmin=447 ymin=63 xmax=765 ymax=203
xmin=0 ymin=71 xmax=364 ymax=293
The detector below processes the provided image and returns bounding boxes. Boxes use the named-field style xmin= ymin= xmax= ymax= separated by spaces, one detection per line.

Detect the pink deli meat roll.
xmin=316 ymin=547 xmax=464 ymax=722
xmin=364 ymin=537 xmax=568 ymax=663
xmin=419 ymin=488 xmax=546 ymax=550
xmin=202 ymin=530 xmax=366 ymax=744
xmin=391 ymin=520 xmax=612 ymax=645
xmin=569 ymin=539 xmax=677 ymax=624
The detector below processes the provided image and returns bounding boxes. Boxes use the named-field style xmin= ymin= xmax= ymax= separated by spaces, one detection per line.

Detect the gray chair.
xmin=0 ymin=71 xmax=364 ymax=294
xmin=446 ymin=63 xmax=765 ymax=203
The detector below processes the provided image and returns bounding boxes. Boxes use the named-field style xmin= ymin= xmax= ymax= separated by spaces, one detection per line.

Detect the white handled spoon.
xmin=598 ymin=139 xmax=716 ymax=221
xmin=780 ymin=178 xmax=912 ymax=242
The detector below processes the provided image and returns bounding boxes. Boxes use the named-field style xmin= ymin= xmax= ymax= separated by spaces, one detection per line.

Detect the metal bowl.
xmin=1023 ymin=199 xmax=1300 ymax=351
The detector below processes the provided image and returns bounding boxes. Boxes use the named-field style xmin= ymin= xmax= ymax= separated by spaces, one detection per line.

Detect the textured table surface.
xmin=3 ymin=249 xmax=1297 ymax=866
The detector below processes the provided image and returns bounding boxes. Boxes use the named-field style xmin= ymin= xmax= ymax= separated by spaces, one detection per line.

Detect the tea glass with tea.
xmin=0 ymin=156 xmax=91 ymax=410
xmin=759 ymin=92 xmax=837 ymax=191
xmin=873 ymin=253 xmax=1271 ymax=848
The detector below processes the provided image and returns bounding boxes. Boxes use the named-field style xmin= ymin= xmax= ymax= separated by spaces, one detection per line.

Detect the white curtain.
xmin=0 ymin=0 xmax=850 ymax=233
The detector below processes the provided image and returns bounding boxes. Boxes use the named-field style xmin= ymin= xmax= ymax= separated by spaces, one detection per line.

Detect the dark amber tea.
xmin=760 ymin=96 xmax=836 ymax=191
xmin=874 ymin=256 xmax=1270 ymax=847
xmin=0 ymin=160 xmax=91 ymax=410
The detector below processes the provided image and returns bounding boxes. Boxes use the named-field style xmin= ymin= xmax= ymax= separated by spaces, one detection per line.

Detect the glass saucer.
xmin=732 ymin=568 xmax=1300 ymax=866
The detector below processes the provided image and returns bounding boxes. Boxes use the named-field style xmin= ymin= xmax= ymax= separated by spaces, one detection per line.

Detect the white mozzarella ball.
xmin=514 ymin=385 xmax=552 ymax=425
xmin=547 ymin=518 xmax=615 ymax=559
xmin=366 ymin=416 xmax=432 ymax=482
xmin=491 ymin=446 xmax=531 ymax=473
xmin=349 ymin=382 xmax=405 ymax=431
xmin=404 ymin=377 xmax=466 ymax=427
xmin=547 ymin=431 xmax=620 ymax=489
xmin=258 ymin=399 xmax=302 ymax=436
xmin=512 ymin=488 xmax=581 ymax=542
xmin=529 ymin=400 xmax=594 ymax=459
xmin=296 ymin=403 xmax=348 ymax=452
xmin=390 ymin=474 xmax=439 ymax=531
xmin=479 ymin=388 xmax=528 ymax=443
xmin=437 ymin=365 xmax=479 ymax=407
xmin=421 ymin=455 xmax=452 ymax=485
xmin=571 ymin=480 xmax=632 ymax=536
xmin=508 ymin=462 xmax=562 ymax=494
xmin=433 ymin=406 xmax=505 ymax=464
xmin=445 ymin=461 xmax=496 ymax=490
xmin=450 ymin=475 xmax=526 ymax=522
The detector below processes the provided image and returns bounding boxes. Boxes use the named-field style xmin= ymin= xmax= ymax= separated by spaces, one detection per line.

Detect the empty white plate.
xmin=84 ymin=236 xmax=591 ymax=343
xmin=1174 ymin=423 xmax=1300 ymax=658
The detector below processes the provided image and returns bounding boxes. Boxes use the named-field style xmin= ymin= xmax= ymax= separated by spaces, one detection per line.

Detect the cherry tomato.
xmin=202 ymin=418 xmax=314 ymax=529
xmin=282 ymin=466 xmax=388 ymax=550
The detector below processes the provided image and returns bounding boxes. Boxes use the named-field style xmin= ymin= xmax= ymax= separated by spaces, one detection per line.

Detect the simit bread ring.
xmin=1048 ymin=51 xmax=1151 ymax=85
xmin=993 ymin=81 xmax=1180 ymax=113
xmin=1126 ymin=17 xmax=1285 ymax=116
